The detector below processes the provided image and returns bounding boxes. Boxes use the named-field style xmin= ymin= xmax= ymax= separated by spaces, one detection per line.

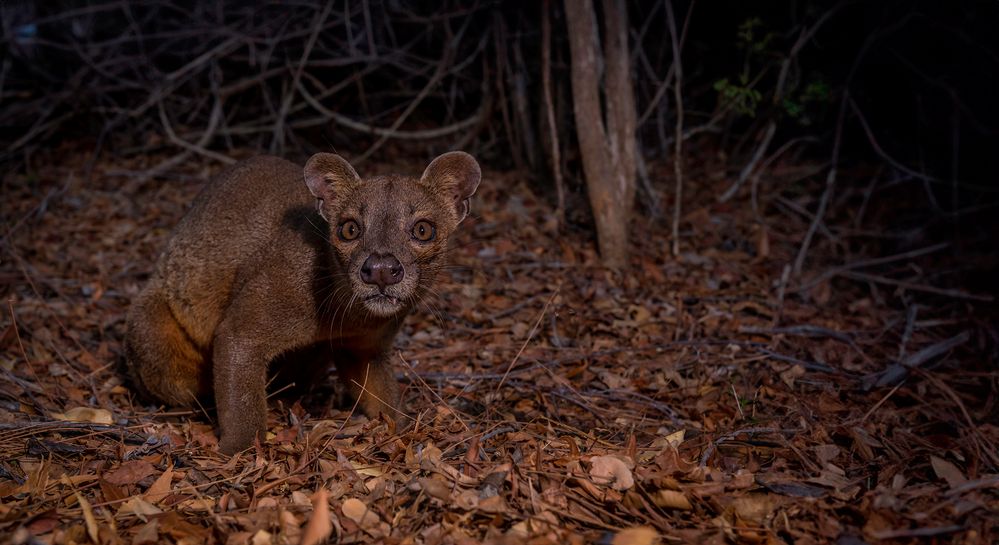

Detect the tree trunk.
xmin=602 ymin=0 xmax=638 ymax=209
xmin=564 ymin=0 xmax=637 ymax=268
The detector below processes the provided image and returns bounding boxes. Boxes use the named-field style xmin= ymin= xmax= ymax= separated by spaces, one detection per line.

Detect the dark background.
xmin=4 ymin=1 xmax=997 ymax=181
xmin=4 ymin=2 xmax=997 ymax=272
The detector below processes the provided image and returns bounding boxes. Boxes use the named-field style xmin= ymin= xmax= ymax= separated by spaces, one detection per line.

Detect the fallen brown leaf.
xmin=654 ymin=489 xmax=692 ymax=510
xmin=53 ymin=407 xmax=113 ymax=425
xmin=930 ymin=456 xmax=967 ymax=489
xmin=143 ymin=464 xmax=173 ymax=504
xmin=612 ymin=526 xmax=659 ymax=545
xmin=341 ymin=498 xmax=381 ymax=530
xmin=104 ymin=460 xmax=157 ymax=486
xmin=589 ymin=455 xmax=635 ymax=491
xmin=118 ymin=496 xmax=163 ymax=518
xmin=75 ymin=490 xmax=99 ymax=544
xmin=133 ymin=519 xmax=159 ymax=545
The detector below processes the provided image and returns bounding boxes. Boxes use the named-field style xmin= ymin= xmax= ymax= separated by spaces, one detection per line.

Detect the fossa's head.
xmin=304 ymin=151 xmax=480 ymax=318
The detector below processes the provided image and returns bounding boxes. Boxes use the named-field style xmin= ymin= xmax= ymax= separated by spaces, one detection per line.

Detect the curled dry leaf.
xmin=814 ymin=444 xmax=840 ymax=467
xmin=176 ymin=498 xmax=214 ymax=512
xmin=257 ymin=497 xmax=280 ymax=510
xmin=341 ymin=498 xmax=381 ymax=529
xmin=454 ymin=489 xmax=479 ymax=510
xmin=589 ymin=455 xmax=635 ymax=491
xmin=252 ymin=530 xmax=273 ymax=545
xmin=779 ymin=364 xmax=806 ymax=388
xmin=612 ymin=526 xmax=659 ymax=545
xmin=143 ymin=465 xmax=173 ymax=504
xmin=291 ymin=491 xmax=311 ymax=506
xmin=73 ymin=489 xmax=99 ymax=544
xmin=654 ymin=489 xmax=692 ymax=510
xmin=350 ymin=461 xmax=383 ymax=478
xmin=417 ymin=443 xmax=444 ymax=469
xmin=418 ymin=477 xmax=452 ymax=501
xmin=930 ymin=456 xmax=967 ymax=489
xmin=731 ymin=493 xmax=777 ymax=524
xmin=477 ymin=494 xmax=507 ymax=514
xmin=479 ymin=469 xmax=508 ymax=499
xmin=53 ymin=407 xmax=113 ymax=425
xmin=729 ymin=471 xmax=755 ymax=490
xmin=664 ymin=429 xmax=685 ymax=449
xmin=118 ymin=496 xmax=163 ymax=518
xmin=418 ymin=445 xmax=478 ymax=486
xmin=132 ymin=520 xmax=159 ymax=545
xmin=104 ymin=459 xmax=157 ymax=485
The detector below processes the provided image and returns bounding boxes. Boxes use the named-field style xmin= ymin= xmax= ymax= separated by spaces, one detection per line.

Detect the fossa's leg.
xmin=125 ymin=288 xmax=208 ymax=406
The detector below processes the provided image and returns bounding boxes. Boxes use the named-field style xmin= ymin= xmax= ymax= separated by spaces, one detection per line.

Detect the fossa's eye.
xmin=338 ymin=220 xmax=361 ymax=241
xmin=412 ymin=220 xmax=436 ymax=242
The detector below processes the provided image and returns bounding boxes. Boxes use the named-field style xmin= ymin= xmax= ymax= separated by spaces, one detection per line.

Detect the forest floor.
xmin=1 ymin=148 xmax=996 ymax=545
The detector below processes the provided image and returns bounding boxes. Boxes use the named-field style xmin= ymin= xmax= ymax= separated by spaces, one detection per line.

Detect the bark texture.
xmin=564 ymin=0 xmax=638 ymax=268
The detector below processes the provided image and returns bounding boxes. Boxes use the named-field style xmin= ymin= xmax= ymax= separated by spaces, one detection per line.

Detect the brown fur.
xmin=125 ymin=152 xmax=480 ymax=454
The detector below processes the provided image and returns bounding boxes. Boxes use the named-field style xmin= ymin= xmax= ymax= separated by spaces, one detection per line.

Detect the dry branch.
xmin=664 ymin=0 xmax=686 ymax=256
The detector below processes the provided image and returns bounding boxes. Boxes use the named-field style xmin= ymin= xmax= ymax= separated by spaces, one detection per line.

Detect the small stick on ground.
xmin=397 ymin=352 xmax=469 ymax=432
xmin=700 ymin=426 xmax=786 ymax=467
xmin=495 ymin=287 xmax=559 ymax=393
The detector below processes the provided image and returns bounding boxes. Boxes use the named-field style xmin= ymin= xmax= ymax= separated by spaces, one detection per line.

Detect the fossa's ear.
xmin=304 ymin=153 xmax=361 ymax=218
xmin=420 ymin=151 xmax=481 ymax=223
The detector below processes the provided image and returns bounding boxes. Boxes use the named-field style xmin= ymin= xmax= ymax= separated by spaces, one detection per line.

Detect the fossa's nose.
xmin=360 ymin=253 xmax=404 ymax=290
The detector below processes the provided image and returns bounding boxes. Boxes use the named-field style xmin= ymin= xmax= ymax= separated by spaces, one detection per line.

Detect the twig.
xmin=945 ymin=475 xmax=999 ymax=496
xmin=916 ymin=370 xmax=998 ymax=469
xmin=664 ymin=0 xmax=687 ymax=256
xmin=128 ymin=35 xmax=243 ymax=121
xmin=397 ymin=352 xmax=469 ymax=432
xmin=795 ymin=242 xmax=950 ymax=294
xmin=700 ymin=427 xmax=788 ymax=467
xmin=869 ymin=526 xmax=964 ymax=540
xmin=739 ymin=324 xmax=853 ymax=344
xmin=902 ymin=331 xmax=970 ymax=369
xmin=0 ymin=421 xmax=149 ymax=444
xmin=6 ymin=299 xmax=54 ymax=408
xmin=155 ymin=90 xmax=232 ymax=170
xmin=719 ymin=121 xmax=775 ymax=202
xmin=486 ymin=293 xmax=544 ymax=322
xmin=774 ymin=3 xmax=851 ymax=99
xmin=774 ymin=263 xmax=791 ymax=326
xmin=270 ymin=1 xmax=333 ymax=154
xmin=789 ymin=14 xmax=925 ymax=278
xmin=792 ymin=90 xmax=848 ymax=277
xmin=848 ymin=96 xmax=949 ymax=188
xmin=541 ymin=0 xmax=565 ymax=225
xmin=296 ymin=79 xmax=483 ymax=139
xmin=859 ymin=381 xmax=904 ymax=424
xmin=495 ymin=288 xmax=559 ymax=392
xmin=841 ymin=271 xmax=993 ymax=302
xmin=751 ymin=135 xmax=820 ymax=220
xmin=757 ymin=348 xmax=839 ymax=374
xmin=419 ymin=339 xmax=771 ymax=382
xmin=869 ymin=331 xmax=971 ymax=389
xmin=636 ymin=0 xmax=695 ymax=125
xmin=897 ymin=304 xmax=918 ymax=361
xmin=720 ymin=3 xmax=847 ymax=203
xmin=354 ymin=17 xmax=469 ymax=164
